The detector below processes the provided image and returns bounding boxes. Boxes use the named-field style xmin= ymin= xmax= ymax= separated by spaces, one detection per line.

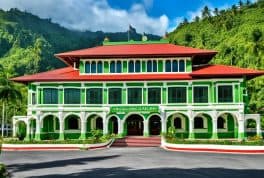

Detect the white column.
xmin=161 ymin=112 xmax=167 ymax=134
xmin=118 ymin=119 xmax=123 ymax=136
xmin=188 ymin=117 xmax=194 ymax=139
xmin=80 ymin=112 xmax=87 ymax=139
xmin=238 ymin=116 xmax=245 ymax=140
xmin=211 ymin=111 xmax=218 ymax=139
xmin=59 ymin=112 xmax=64 ymax=140
xmin=256 ymin=118 xmax=262 ymax=137
xmin=143 ymin=119 xmax=149 ymax=137
xmin=212 ymin=117 xmax=218 ymax=139
xmin=102 ymin=113 xmax=108 ymax=135
xmin=12 ymin=119 xmax=16 ymax=137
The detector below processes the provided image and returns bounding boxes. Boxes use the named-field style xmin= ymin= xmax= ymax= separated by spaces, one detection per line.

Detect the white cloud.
xmin=0 ymin=0 xmax=168 ymax=35
xmin=167 ymin=17 xmax=184 ymax=32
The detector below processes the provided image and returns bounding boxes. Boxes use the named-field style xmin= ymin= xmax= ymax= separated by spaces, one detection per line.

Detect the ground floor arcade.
xmin=13 ymin=109 xmax=262 ymax=141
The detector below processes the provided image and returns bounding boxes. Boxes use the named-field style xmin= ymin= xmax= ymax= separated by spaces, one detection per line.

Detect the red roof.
xmin=11 ymin=65 xmax=264 ymax=83
xmin=55 ymin=43 xmax=217 ymax=65
xmin=192 ymin=65 xmax=264 ymax=78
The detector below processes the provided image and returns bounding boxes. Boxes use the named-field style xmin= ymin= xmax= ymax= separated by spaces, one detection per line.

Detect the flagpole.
xmin=128 ymin=25 xmax=130 ymax=41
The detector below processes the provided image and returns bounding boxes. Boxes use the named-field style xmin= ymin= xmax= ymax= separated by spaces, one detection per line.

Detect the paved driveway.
xmin=1 ymin=147 xmax=264 ymax=178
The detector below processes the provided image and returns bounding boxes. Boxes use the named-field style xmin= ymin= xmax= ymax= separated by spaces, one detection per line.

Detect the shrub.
xmin=247 ymin=135 xmax=263 ymax=141
xmin=0 ymin=163 xmax=9 ymax=178
xmin=91 ymin=130 xmax=103 ymax=142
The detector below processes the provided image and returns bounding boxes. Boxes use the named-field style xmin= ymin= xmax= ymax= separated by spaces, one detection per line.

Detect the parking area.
xmin=2 ymin=147 xmax=264 ymax=178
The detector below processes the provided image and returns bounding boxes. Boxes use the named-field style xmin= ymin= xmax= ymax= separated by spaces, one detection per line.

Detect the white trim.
xmin=32 ymin=78 xmax=244 ymax=85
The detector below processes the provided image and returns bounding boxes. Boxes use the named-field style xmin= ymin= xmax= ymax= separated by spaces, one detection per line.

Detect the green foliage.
xmin=0 ymin=163 xmax=9 ymax=178
xmin=0 ymin=9 xmax=160 ymax=76
xmin=16 ymin=121 xmax=26 ymax=140
xmin=3 ymin=136 xmax=112 ymax=144
xmin=166 ymin=137 xmax=264 ymax=145
xmin=168 ymin=1 xmax=264 ymax=114
xmin=91 ymin=129 xmax=103 ymax=142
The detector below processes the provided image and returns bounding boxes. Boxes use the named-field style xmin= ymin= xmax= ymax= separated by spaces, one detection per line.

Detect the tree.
xmin=0 ymin=65 xmax=22 ymax=137
xmin=183 ymin=18 xmax=189 ymax=25
xmin=194 ymin=16 xmax=200 ymax=22
xmin=202 ymin=6 xmax=211 ymax=19
xmin=246 ymin=0 xmax=251 ymax=5
xmin=231 ymin=5 xmax=238 ymax=15
xmin=213 ymin=8 xmax=219 ymax=16
xmin=239 ymin=0 xmax=244 ymax=7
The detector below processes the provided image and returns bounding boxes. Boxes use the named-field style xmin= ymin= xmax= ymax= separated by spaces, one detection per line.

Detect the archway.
xmin=167 ymin=113 xmax=189 ymax=139
xmin=193 ymin=113 xmax=212 ymax=139
xmin=86 ymin=114 xmax=103 ymax=132
xmin=149 ymin=115 xmax=161 ymax=135
xmin=246 ymin=119 xmax=257 ymax=137
xmin=64 ymin=114 xmax=81 ymax=139
xmin=217 ymin=113 xmax=237 ymax=139
xmin=41 ymin=115 xmax=59 ymax=140
xmin=125 ymin=114 xmax=144 ymax=136
xmin=108 ymin=116 xmax=118 ymax=134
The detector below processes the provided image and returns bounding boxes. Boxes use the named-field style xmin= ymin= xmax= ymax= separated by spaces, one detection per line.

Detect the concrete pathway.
xmin=2 ymin=147 xmax=264 ymax=178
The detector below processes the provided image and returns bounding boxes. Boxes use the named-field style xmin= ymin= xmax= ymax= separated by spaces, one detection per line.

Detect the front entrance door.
xmin=149 ymin=115 xmax=161 ymax=135
xmin=126 ymin=115 xmax=144 ymax=136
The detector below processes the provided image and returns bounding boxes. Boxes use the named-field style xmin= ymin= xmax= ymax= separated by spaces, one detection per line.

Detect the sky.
xmin=0 ymin=0 xmax=256 ymax=35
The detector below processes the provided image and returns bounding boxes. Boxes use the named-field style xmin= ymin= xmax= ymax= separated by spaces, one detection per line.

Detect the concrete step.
xmin=111 ymin=136 xmax=161 ymax=147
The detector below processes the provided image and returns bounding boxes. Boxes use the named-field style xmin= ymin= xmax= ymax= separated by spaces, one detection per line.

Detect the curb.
xmin=2 ymin=139 xmax=113 ymax=151
xmin=163 ymin=145 xmax=264 ymax=154
xmin=162 ymin=143 xmax=264 ymax=154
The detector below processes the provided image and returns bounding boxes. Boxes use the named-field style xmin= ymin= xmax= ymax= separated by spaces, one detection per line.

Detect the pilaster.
xmin=58 ymin=111 xmax=64 ymax=140
xmin=143 ymin=119 xmax=149 ymax=137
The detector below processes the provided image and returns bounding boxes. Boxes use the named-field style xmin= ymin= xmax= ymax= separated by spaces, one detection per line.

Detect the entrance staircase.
xmin=111 ymin=136 xmax=161 ymax=147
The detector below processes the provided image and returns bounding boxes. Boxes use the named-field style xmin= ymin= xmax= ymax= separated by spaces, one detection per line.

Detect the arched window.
xmin=165 ymin=60 xmax=171 ymax=72
xmin=116 ymin=61 xmax=122 ymax=73
xmin=174 ymin=117 xmax=182 ymax=129
xmin=110 ymin=61 xmax=115 ymax=73
xmin=85 ymin=61 xmax=90 ymax=73
xmin=97 ymin=61 xmax=102 ymax=73
xmin=129 ymin=61 xmax=134 ymax=73
xmin=194 ymin=117 xmax=204 ymax=129
xmin=147 ymin=60 xmax=152 ymax=72
xmin=91 ymin=61 xmax=96 ymax=73
xmin=153 ymin=60 xmax=157 ymax=72
xmin=135 ymin=60 xmax=141 ymax=72
xmin=172 ymin=60 xmax=178 ymax=72
xmin=68 ymin=116 xmax=79 ymax=130
xmin=179 ymin=60 xmax=185 ymax=72
xmin=217 ymin=117 xmax=225 ymax=129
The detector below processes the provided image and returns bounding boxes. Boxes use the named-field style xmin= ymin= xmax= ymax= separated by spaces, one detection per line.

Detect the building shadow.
xmin=28 ymin=167 xmax=264 ymax=178
xmin=7 ymin=155 xmax=120 ymax=173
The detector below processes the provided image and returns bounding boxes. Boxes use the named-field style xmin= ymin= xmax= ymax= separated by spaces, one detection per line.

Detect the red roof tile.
xmin=11 ymin=65 xmax=264 ymax=83
xmin=192 ymin=65 xmax=264 ymax=78
xmin=56 ymin=43 xmax=217 ymax=58
xmin=55 ymin=43 xmax=217 ymax=65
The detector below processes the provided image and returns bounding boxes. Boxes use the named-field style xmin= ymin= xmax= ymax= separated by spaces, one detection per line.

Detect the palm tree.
xmin=202 ymin=6 xmax=211 ymax=19
xmin=0 ymin=65 xmax=22 ymax=137
xmin=213 ymin=8 xmax=219 ymax=16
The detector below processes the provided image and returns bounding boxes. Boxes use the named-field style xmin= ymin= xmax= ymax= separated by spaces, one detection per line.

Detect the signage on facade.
xmin=110 ymin=106 xmax=159 ymax=113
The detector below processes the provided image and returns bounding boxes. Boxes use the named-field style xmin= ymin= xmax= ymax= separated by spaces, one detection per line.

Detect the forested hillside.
xmin=168 ymin=1 xmax=264 ymax=113
xmin=0 ymin=8 xmax=160 ymax=76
